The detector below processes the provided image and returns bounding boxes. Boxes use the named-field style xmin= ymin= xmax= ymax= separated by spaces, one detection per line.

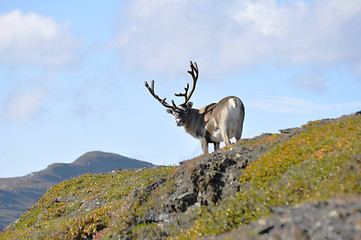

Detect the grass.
xmin=1 ymin=114 xmax=360 ymax=239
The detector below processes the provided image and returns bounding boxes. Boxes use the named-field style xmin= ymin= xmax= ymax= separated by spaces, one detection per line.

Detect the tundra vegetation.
xmin=0 ymin=113 xmax=360 ymax=239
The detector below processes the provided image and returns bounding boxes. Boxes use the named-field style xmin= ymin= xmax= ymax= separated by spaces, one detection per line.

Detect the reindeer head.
xmin=145 ymin=61 xmax=198 ymax=127
xmin=165 ymin=102 xmax=193 ymax=126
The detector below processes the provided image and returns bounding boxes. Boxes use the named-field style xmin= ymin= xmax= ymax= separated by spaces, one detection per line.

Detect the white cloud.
xmin=113 ymin=0 xmax=361 ymax=78
xmin=0 ymin=10 xmax=81 ymax=121
xmin=0 ymin=9 xmax=79 ymax=67
xmin=5 ymin=88 xmax=46 ymax=121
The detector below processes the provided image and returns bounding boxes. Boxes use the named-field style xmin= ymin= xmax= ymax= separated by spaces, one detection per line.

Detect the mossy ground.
xmin=1 ymin=114 xmax=360 ymax=239
xmin=0 ymin=167 xmax=177 ymax=239
xmin=175 ymin=114 xmax=361 ymax=239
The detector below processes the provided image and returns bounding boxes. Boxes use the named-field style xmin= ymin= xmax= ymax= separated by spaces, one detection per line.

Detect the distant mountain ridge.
xmin=0 ymin=151 xmax=153 ymax=231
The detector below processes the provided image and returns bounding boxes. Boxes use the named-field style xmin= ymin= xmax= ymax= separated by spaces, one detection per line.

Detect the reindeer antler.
xmin=175 ymin=61 xmax=198 ymax=105
xmin=145 ymin=61 xmax=199 ymax=108
xmin=145 ymin=80 xmax=177 ymax=109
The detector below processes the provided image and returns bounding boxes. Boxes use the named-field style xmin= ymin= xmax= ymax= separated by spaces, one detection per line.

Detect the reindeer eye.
xmin=184 ymin=109 xmax=188 ymax=113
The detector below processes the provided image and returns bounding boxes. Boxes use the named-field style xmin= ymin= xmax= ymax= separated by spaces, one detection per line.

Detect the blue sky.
xmin=1 ymin=0 xmax=361 ymax=178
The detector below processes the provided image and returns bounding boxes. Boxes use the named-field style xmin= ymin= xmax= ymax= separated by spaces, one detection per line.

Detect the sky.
xmin=1 ymin=0 xmax=361 ymax=178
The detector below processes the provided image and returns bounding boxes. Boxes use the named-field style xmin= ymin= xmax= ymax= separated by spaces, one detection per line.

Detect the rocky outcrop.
xmin=116 ymin=115 xmax=361 ymax=239
xmin=212 ymin=196 xmax=361 ymax=240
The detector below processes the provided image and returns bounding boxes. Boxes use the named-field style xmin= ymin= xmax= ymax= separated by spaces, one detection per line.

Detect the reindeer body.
xmin=181 ymin=96 xmax=245 ymax=153
xmin=145 ymin=61 xmax=245 ymax=154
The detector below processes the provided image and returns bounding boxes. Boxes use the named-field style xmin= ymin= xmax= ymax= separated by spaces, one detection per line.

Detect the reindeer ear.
xmin=166 ymin=109 xmax=174 ymax=114
xmin=186 ymin=102 xmax=193 ymax=109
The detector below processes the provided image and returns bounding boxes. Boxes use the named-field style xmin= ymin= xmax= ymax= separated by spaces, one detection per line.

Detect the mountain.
xmin=1 ymin=112 xmax=361 ymax=239
xmin=0 ymin=151 xmax=153 ymax=231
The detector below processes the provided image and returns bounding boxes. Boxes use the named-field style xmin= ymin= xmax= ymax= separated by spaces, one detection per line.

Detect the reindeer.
xmin=145 ymin=61 xmax=245 ymax=154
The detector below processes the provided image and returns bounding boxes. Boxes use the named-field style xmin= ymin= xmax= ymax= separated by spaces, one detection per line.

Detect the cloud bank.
xmin=113 ymin=0 xmax=361 ymax=77
xmin=0 ymin=9 xmax=79 ymax=66
xmin=0 ymin=9 xmax=80 ymax=121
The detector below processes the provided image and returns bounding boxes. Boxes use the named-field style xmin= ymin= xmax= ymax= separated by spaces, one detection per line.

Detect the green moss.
xmin=10 ymin=208 xmax=41 ymax=231
xmin=131 ymin=222 xmax=167 ymax=239
xmin=0 ymin=166 xmax=177 ymax=240
xmin=176 ymin=115 xmax=361 ymax=239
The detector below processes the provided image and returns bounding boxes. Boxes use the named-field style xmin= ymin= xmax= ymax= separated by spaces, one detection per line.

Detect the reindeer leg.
xmin=214 ymin=143 xmax=220 ymax=151
xmin=199 ymin=137 xmax=209 ymax=154
xmin=222 ymin=132 xmax=231 ymax=146
xmin=235 ymin=125 xmax=243 ymax=142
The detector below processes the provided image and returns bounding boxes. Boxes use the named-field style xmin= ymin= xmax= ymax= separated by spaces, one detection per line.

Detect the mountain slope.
xmin=0 ymin=113 xmax=360 ymax=239
xmin=0 ymin=151 xmax=153 ymax=231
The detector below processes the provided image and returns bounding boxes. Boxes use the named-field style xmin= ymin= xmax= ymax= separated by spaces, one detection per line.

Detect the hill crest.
xmin=0 ymin=151 xmax=153 ymax=231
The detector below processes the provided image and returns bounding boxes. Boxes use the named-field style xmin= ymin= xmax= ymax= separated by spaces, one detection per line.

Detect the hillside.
xmin=0 ymin=151 xmax=153 ymax=231
xmin=1 ymin=113 xmax=360 ymax=239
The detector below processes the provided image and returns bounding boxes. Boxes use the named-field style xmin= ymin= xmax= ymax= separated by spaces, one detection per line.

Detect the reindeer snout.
xmin=175 ymin=119 xmax=184 ymax=126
